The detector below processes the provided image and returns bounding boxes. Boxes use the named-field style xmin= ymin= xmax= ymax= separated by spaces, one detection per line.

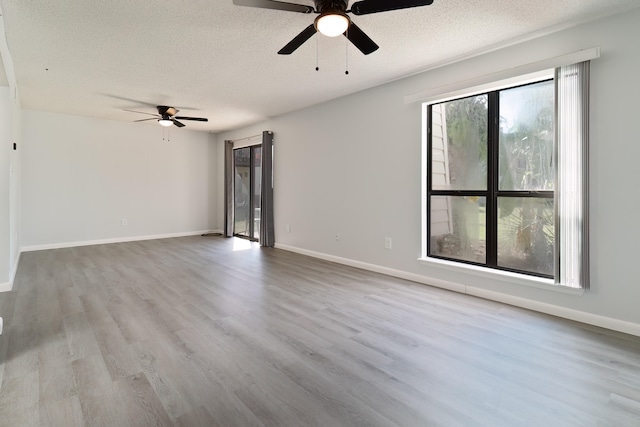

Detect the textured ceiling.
xmin=0 ymin=0 xmax=638 ymax=133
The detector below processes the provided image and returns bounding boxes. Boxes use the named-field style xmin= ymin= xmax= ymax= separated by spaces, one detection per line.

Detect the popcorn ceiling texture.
xmin=0 ymin=0 xmax=638 ymax=132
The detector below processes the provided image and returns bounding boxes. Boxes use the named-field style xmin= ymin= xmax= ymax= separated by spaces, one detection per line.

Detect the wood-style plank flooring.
xmin=1 ymin=236 xmax=639 ymax=426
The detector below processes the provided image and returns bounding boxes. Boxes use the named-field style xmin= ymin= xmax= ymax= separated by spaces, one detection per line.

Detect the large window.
xmin=424 ymin=62 xmax=589 ymax=288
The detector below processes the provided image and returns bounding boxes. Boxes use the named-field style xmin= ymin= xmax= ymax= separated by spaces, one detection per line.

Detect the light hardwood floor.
xmin=1 ymin=236 xmax=639 ymax=426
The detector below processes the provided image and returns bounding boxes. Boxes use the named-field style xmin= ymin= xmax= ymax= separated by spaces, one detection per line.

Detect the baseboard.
xmin=275 ymin=243 xmax=640 ymax=338
xmin=466 ymin=287 xmax=640 ymax=337
xmin=21 ymin=230 xmax=214 ymax=253
xmin=10 ymin=250 xmax=21 ymax=287
xmin=0 ymin=251 xmax=21 ymax=293
xmin=3 ymin=230 xmax=221 ymax=293
xmin=275 ymin=243 xmax=467 ymax=293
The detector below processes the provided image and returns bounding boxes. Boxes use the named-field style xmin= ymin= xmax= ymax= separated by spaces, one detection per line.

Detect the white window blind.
xmin=555 ymin=61 xmax=590 ymax=289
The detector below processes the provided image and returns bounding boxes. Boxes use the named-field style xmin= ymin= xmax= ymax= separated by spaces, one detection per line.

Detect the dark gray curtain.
xmin=224 ymin=140 xmax=234 ymax=237
xmin=260 ymin=131 xmax=275 ymax=247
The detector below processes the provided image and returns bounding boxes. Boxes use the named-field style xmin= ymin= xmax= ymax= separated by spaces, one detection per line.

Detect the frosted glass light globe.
xmin=316 ymin=13 xmax=349 ymax=37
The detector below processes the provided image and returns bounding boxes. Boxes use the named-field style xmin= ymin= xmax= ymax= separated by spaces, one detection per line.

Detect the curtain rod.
xmin=228 ymin=134 xmax=263 ymax=144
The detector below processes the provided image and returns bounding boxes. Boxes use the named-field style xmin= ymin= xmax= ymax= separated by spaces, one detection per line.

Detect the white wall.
xmin=0 ymin=87 xmax=10 ymax=285
xmin=21 ymin=111 xmax=215 ymax=248
xmin=9 ymin=96 xmax=20 ymax=282
xmin=217 ymin=9 xmax=640 ymax=328
xmin=1 ymin=8 xmax=23 ymax=292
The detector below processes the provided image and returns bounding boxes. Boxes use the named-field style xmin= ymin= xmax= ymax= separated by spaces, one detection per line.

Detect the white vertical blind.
xmin=555 ymin=62 xmax=590 ymax=289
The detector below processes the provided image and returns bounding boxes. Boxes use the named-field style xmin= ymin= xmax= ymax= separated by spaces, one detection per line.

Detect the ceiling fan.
xmin=233 ymin=0 xmax=435 ymax=55
xmin=124 ymin=105 xmax=208 ymax=128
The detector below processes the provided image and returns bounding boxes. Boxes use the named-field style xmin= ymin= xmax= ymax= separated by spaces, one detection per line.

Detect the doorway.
xmin=233 ymin=145 xmax=262 ymax=240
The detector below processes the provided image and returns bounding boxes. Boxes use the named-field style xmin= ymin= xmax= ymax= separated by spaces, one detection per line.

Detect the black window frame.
xmin=426 ymin=79 xmax=555 ymax=279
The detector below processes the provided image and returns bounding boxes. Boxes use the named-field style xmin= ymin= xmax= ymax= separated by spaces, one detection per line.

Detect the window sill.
xmin=417 ymin=257 xmax=584 ymax=295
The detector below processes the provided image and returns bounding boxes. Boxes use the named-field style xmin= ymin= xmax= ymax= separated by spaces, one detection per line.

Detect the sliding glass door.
xmin=233 ymin=145 xmax=262 ymax=240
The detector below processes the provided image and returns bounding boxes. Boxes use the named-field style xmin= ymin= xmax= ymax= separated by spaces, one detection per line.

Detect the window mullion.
xmin=486 ymin=91 xmax=499 ymax=268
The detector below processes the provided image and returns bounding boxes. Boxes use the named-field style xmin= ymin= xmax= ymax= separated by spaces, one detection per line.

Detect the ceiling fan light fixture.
xmin=315 ymin=11 xmax=350 ymax=37
xmin=158 ymin=118 xmax=173 ymax=127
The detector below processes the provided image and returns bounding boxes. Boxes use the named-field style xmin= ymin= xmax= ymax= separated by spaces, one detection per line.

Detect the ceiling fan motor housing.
xmin=315 ymin=0 xmax=348 ymax=13
xmin=314 ymin=0 xmax=348 ymax=12
xmin=157 ymin=105 xmax=178 ymax=116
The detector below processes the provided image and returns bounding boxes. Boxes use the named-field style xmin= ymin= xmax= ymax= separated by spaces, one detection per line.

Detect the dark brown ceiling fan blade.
xmin=107 ymin=95 xmax=160 ymax=108
xmin=124 ymin=108 xmax=159 ymax=117
xmin=126 ymin=105 xmax=205 ymax=128
xmin=350 ymin=0 xmax=434 ymax=15
xmin=174 ymin=116 xmax=208 ymax=122
xmin=278 ymin=24 xmax=317 ymax=55
xmin=344 ymin=23 xmax=379 ymax=55
xmin=233 ymin=0 xmax=314 ymax=13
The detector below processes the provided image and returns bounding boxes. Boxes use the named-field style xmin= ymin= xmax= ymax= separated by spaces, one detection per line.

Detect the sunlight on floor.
xmin=232 ymin=238 xmax=256 ymax=252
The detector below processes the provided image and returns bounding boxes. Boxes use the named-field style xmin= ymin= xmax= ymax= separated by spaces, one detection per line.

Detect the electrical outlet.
xmin=385 ymin=237 xmax=392 ymax=249
xmin=335 ymin=232 xmax=340 ymax=241
xmin=286 ymin=223 xmax=291 ymax=233
xmin=121 ymin=219 xmax=128 ymax=226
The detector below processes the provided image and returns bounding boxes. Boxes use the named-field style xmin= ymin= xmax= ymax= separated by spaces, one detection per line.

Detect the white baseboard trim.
xmin=275 ymin=243 xmax=640 ymax=338
xmin=10 ymin=250 xmax=21 ymax=288
xmin=275 ymin=243 xmax=467 ymax=293
xmin=21 ymin=230 xmax=215 ymax=253
xmin=2 ymin=231 xmax=221 ymax=293
xmin=0 ymin=252 xmax=21 ymax=293
xmin=466 ymin=287 xmax=640 ymax=337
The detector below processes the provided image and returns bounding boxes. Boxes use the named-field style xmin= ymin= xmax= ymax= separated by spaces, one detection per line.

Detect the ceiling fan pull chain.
xmin=316 ymin=35 xmax=320 ymax=71
xmin=345 ymin=28 xmax=349 ymax=75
